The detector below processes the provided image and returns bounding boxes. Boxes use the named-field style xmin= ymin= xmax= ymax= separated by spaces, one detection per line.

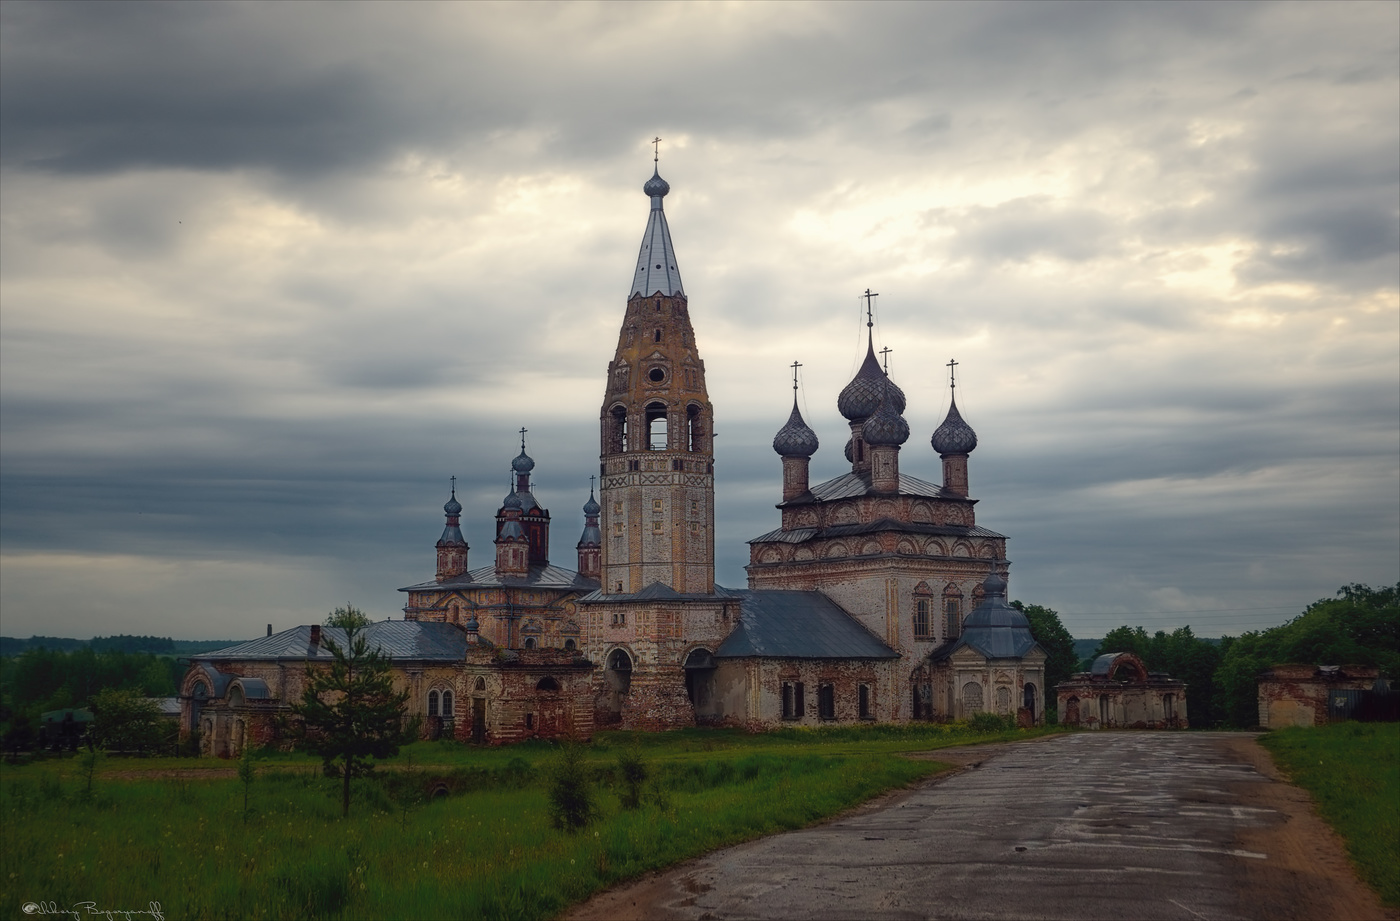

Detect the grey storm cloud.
xmin=1 ymin=0 xmax=1396 ymax=640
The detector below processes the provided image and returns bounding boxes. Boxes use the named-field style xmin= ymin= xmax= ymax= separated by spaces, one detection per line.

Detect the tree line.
xmin=1020 ymin=583 xmax=1398 ymax=727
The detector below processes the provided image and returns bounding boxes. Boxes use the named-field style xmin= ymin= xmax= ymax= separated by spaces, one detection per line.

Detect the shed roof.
xmin=715 ymin=590 xmax=899 ymax=659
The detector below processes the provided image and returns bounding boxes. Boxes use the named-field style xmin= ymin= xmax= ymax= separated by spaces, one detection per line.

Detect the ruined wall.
xmin=1257 ymin=664 xmax=1380 ymax=729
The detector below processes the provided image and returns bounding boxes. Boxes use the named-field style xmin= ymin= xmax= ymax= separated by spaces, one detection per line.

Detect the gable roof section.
xmin=400 ymin=563 xmax=599 ymax=593
xmin=195 ymin=621 xmax=470 ymax=662
xmin=783 ymin=471 xmax=964 ymax=505
xmin=715 ymin=590 xmax=898 ymax=659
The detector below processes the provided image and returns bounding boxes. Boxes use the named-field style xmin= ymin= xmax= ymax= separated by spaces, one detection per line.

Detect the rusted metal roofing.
xmin=715 ymin=590 xmax=898 ymax=660
xmin=195 ymin=621 xmax=470 ymax=662
xmin=399 ymin=563 xmax=599 ymax=594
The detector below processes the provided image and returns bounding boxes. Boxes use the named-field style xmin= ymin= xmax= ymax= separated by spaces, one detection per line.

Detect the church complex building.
xmin=182 ymin=164 xmax=1045 ymax=754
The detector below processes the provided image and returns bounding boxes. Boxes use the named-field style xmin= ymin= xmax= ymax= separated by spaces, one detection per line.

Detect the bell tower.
xmin=598 ymin=161 xmax=715 ymax=595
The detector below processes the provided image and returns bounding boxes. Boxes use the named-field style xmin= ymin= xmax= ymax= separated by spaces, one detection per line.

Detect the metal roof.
xmin=630 ymin=168 xmax=684 ymax=298
xmin=793 ymin=470 xmax=961 ymax=503
xmin=748 ymin=520 xmax=1007 ymax=545
xmin=578 ymin=581 xmax=736 ymax=603
xmin=715 ymin=590 xmax=899 ymax=659
xmin=929 ymin=595 xmax=1040 ymax=662
xmin=195 ymin=621 xmax=471 ymax=662
xmin=400 ymin=563 xmax=599 ymax=593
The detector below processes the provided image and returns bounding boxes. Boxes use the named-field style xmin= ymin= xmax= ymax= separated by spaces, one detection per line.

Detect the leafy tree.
xmin=88 ymin=688 xmax=162 ymax=753
xmin=324 ymin=605 xmax=374 ymax=629
xmin=290 ymin=619 xmax=413 ymax=818
xmin=1010 ymin=600 xmax=1078 ymax=709
xmin=1093 ymin=625 xmax=1223 ymax=726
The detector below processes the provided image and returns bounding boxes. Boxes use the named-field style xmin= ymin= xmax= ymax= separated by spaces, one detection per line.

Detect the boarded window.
xmin=995 ymin=686 xmax=1011 ymax=715
xmin=962 ymin=682 xmax=984 ymax=714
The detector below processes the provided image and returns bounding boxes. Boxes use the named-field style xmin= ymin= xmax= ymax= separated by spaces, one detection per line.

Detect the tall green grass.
xmin=1 ymin=722 xmax=1057 ymax=919
xmin=1260 ymin=722 xmax=1400 ymax=907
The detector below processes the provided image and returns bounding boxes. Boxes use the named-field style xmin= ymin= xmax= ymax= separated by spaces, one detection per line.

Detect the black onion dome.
xmin=511 ymin=448 xmax=535 ymax=474
xmin=861 ymin=393 xmax=910 ymax=446
xmin=643 ymin=168 xmax=670 ymax=198
xmin=772 ymin=399 xmax=820 ymax=458
xmin=837 ymin=345 xmax=907 ymax=421
xmin=844 ymin=437 xmax=854 ymax=462
xmin=931 ymin=396 xmax=978 ymax=455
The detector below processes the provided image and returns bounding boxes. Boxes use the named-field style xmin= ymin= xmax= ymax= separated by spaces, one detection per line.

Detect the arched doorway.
xmin=604 ymin=648 xmax=633 ymax=723
xmin=683 ymin=648 xmax=716 ymax=717
xmin=1023 ymin=683 xmax=1037 ymax=724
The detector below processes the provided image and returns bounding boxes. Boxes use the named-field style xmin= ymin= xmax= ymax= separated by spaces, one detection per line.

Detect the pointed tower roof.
xmin=437 ymin=480 xmax=466 ymax=548
xmin=577 ymin=484 xmax=601 ymax=548
xmin=630 ymin=166 xmax=685 ymax=298
xmin=837 ymin=295 xmax=906 ymax=422
xmin=773 ymin=364 xmax=819 ymax=458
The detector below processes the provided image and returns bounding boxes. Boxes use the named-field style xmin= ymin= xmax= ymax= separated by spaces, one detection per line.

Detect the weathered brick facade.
xmin=1256 ymin=663 xmax=1380 ymax=728
xmin=1056 ymin=652 xmax=1188 ymax=730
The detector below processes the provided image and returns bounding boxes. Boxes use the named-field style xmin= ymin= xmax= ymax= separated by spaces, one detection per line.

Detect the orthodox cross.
xmin=449 ymin=475 xmax=456 ymax=497
xmin=589 ymin=474 xmax=596 ymax=495
xmin=862 ymin=288 xmax=879 ymax=328
xmin=879 ymin=346 xmax=892 ymax=374
xmin=519 ymin=426 xmax=528 ymax=451
xmin=947 ymin=358 xmax=959 ymax=391
xmin=652 ymin=136 xmax=662 ymax=163
xmin=790 ymin=360 xmax=802 ymax=393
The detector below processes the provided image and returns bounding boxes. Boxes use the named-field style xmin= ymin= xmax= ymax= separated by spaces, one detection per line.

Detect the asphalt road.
xmin=567 ymin=732 xmax=1388 ymax=921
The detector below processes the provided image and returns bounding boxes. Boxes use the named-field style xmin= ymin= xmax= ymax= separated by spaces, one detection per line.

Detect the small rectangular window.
xmin=859 ymin=684 xmax=870 ymax=719
xmin=945 ymin=598 xmax=962 ymax=638
xmin=795 ymin=682 xmax=805 ymax=718
xmin=782 ymin=682 xmax=796 ymax=720
xmin=913 ymin=599 xmax=930 ymax=639
xmin=652 ymin=520 xmax=664 ymax=534
xmin=653 ymin=499 xmax=664 ymax=511
xmin=818 ymin=683 xmax=835 ymax=720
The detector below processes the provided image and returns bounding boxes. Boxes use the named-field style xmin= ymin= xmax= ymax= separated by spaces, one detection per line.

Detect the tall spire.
xmin=631 ymin=150 xmax=684 ymax=298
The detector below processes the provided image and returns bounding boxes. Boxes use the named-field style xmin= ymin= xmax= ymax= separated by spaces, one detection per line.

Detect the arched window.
xmin=442 ymin=690 xmax=454 ymax=717
xmin=536 ymin=676 xmax=560 ymax=692
xmin=606 ymin=648 xmax=633 ymax=695
xmin=995 ymin=686 xmax=1011 ymax=715
xmin=474 ymin=677 xmax=486 ymax=692
xmin=913 ymin=599 xmax=930 ymax=639
xmin=609 ymin=405 xmax=628 ymax=454
xmin=687 ymin=404 xmax=704 ymax=452
xmin=646 ymin=402 xmax=667 ymax=450
xmin=191 ymin=681 xmax=208 ymax=699
xmin=428 ymin=689 xmax=440 ymax=717
xmin=564 ymin=638 xmax=576 ymax=651
xmin=961 ymin=682 xmax=983 ymax=714
xmin=943 ymin=584 xmax=964 ymax=640
xmin=523 ymin=637 xmax=537 ymax=650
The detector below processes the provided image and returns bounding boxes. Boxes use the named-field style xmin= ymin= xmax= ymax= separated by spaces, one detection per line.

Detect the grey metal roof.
xmin=578 ymin=581 xmax=736 ymax=603
xmin=790 ymin=470 xmax=959 ymax=503
xmin=749 ymin=520 xmax=1007 ymax=545
xmin=195 ymin=621 xmax=471 ymax=662
xmin=1090 ymin=653 xmax=1124 ymax=676
xmin=400 ymin=563 xmax=599 ymax=593
xmin=630 ymin=168 xmax=684 ymax=298
xmin=715 ymin=590 xmax=899 ymax=659
xmin=929 ymin=593 xmax=1040 ymax=662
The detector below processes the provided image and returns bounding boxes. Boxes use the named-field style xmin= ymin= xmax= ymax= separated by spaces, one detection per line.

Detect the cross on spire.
xmin=862 ymin=288 xmax=878 ymax=328
xmin=589 ymin=474 xmax=596 ymax=494
xmin=449 ymin=475 xmax=456 ymax=497
xmin=519 ymin=427 xmax=528 ymax=451
xmin=790 ymin=360 xmax=802 ymax=392
xmin=652 ymin=136 xmax=662 ymax=163
xmin=947 ymin=358 xmax=959 ymax=390
xmin=880 ymin=346 xmax=892 ymax=374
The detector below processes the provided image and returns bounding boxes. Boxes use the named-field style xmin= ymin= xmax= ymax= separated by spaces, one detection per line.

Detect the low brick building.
xmin=1256 ymin=664 xmax=1381 ymax=728
xmin=1056 ymin=652 xmax=1188 ymax=729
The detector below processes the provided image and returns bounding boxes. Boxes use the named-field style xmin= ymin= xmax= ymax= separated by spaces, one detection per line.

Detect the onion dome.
xmin=844 ymin=437 xmax=854 ymax=462
xmin=511 ymin=448 xmax=535 ymax=474
xmin=502 ymin=490 xmax=522 ymax=511
xmin=861 ymin=392 xmax=910 ymax=446
xmin=773 ymin=399 xmax=820 ymax=458
xmin=443 ymin=491 xmax=462 ymax=517
xmin=582 ymin=491 xmax=600 ymax=517
xmin=464 ymin=615 xmax=480 ymax=634
xmin=931 ymin=395 xmax=978 ymax=456
xmin=643 ymin=167 xmax=670 ymax=198
xmin=981 ymin=569 xmax=1008 ymax=599
xmin=837 ymin=343 xmax=906 ymax=422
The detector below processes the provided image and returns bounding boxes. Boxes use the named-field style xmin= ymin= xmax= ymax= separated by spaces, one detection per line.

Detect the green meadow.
xmin=1260 ymin=722 xmax=1400 ymax=908
xmin=2 ymin=723 xmax=1055 ymax=920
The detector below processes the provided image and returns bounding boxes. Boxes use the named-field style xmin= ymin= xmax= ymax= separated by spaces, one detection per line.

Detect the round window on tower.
xmin=648 ymin=367 xmax=666 ymax=383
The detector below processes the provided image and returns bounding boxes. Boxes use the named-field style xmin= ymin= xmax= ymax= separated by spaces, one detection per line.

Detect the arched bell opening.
xmin=646 ymin=402 xmax=668 ymax=451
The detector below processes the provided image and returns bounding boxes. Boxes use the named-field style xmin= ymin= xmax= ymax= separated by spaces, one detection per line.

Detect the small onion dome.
xmin=499 ymin=519 xmax=526 ymax=540
xmin=502 ymin=491 xmax=522 ymax=511
xmin=511 ymin=448 xmax=535 ymax=474
xmin=837 ymin=346 xmax=907 ymax=421
xmin=464 ymin=615 xmax=480 ymax=633
xmin=931 ymin=396 xmax=978 ymax=455
xmin=844 ymin=437 xmax=854 ymax=462
xmin=443 ymin=492 xmax=462 ymax=516
xmin=981 ymin=568 xmax=1008 ymax=599
xmin=861 ymin=393 xmax=910 ymax=446
xmin=772 ymin=400 xmax=819 ymax=458
xmin=582 ymin=491 xmax=600 ymax=517
xmin=643 ymin=168 xmax=670 ymax=198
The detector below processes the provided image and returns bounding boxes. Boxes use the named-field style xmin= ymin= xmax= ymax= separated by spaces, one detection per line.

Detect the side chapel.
xmin=180 ymin=162 xmax=1045 ymax=754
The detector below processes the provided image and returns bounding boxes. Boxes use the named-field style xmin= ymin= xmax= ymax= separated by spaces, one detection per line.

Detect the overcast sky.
xmin=1 ymin=1 xmax=1396 ymax=642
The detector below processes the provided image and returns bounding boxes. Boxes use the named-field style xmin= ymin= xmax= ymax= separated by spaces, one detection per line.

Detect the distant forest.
xmin=0 ymin=635 xmax=237 ymax=657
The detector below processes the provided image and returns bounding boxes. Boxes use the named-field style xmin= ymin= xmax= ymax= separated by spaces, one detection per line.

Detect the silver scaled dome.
xmin=643 ymin=168 xmax=670 ymax=198
xmin=772 ymin=400 xmax=820 ymax=458
xmin=844 ymin=437 xmax=854 ymax=462
xmin=582 ymin=490 xmax=600 ymax=516
xmin=930 ymin=396 xmax=978 ymax=456
xmin=837 ymin=345 xmax=906 ymax=422
xmin=861 ymin=393 xmax=910 ymax=446
xmin=443 ymin=492 xmax=462 ymax=516
xmin=502 ymin=490 xmax=522 ymax=511
xmin=511 ymin=448 xmax=535 ymax=474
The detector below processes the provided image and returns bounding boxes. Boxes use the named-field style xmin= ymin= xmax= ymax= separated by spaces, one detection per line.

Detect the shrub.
xmin=548 ymin=743 xmax=596 ymax=832
xmin=968 ymin=712 xmax=1015 ymax=733
xmin=617 ymin=746 xmax=647 ymax=810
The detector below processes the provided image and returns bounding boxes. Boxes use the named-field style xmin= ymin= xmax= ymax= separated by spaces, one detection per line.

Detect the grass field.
xmin=1 ymin=722 xmax=1057 ymax=920
xmin=1260 ymin=722 xmax=1400 ymax=908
